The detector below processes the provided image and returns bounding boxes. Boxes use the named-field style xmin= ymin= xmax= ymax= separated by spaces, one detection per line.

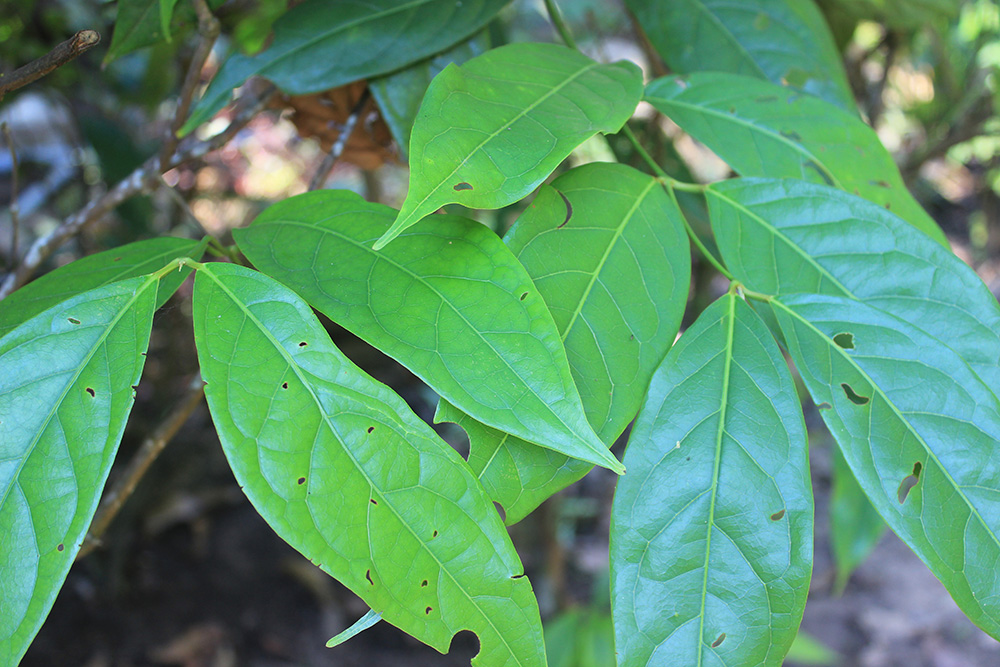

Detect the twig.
xmin=866 ymin=31 xmax=897 ymax=127
xmin=0 ymin=30 xmax=100 ymax=101
xmin=0 ymin=82 xmax=276 ymax=299
xmin=2 ymin=123 xmax=19 ymax=264
xmin=308 ymin=88 xmax=370 ymax=191
xmin=77 ymin=374 xmax=206 ymax=559
xmin=160 ymin=0 xmax=220 ymax=167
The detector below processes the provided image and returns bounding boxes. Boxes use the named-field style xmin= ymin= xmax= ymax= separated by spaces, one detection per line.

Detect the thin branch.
xmin=0 ymin=30 xmax=100 ymax=101
xmin=0 ymin=82 xmax=276 ymax=299
xmin=77 ymin=374 xmax=206 ymax=560
xmin=308 ymin=88 xmax=370 ymax=191
xmin=2 ymin=123 xmax=20 ymax=265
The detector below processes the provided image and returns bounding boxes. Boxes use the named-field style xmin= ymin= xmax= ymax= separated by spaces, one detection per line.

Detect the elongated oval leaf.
xmin=437 ymin=163 xmax=690 ymax=523
xmin=234 ymin=190 xmax=621 ymax=473
xmin=706 ymin=178 xmax=1000 ymax=390
xmin=773 ymin=294 xmax=1000 ymax=638
xmin=626 ymin=0 xmax=854 ymax=110
xmin=182 ymin=0 xmax=511 ymax=134
xmin=645 ymin=73 xmax=946 ymax=244
xmin=0 ymin=276 xmax=157 ymax=664
xmin=192 ymin=262 xmax=546 ymax=666
xmin=0 ymin=237 xmax=206 ymax=339
xmin=611 ymin=291 xmax=812 ymax=666
xmin=374 ymin=43 xmax=643 ymax=249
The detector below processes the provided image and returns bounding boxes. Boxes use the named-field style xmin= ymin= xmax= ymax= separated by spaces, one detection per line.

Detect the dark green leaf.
xmin=706 ymin=178 xmax=1000 ymax=390
xmin=369 ymin=31 xmax=491 ymax=158
xmin=192 ymin=262 xmax=546 ymax=666
xmin=0 ymin=276 xmax=158 ymax=664
xmin=611 ymin=291 xmax=812 ymax=665
xmin=0 ymin=237 xmax=207 ymax=339
xmin=106 ymin=0 xmax=223 ymax=63
xmin=374 ymin=43 xmax=643 ymax=249
xmin=627 ymin=0 xmax=854 ymax=110
xmin=830 ymin=444 xmax=885 ymax=593
xmin=646 ymin=73 xmax=947 ymax=244
xmin=437 ymin=163 xmax=690 ymax=523
xmin=235 ymin=190 xmax=621 ymax=473
xmin=182 ymin=0 xmax=511 ymax=134
xmin=831 ymin=0 xmax=959 ymax=30
xmin=773 ymin=294 xmax=1000 ymax=639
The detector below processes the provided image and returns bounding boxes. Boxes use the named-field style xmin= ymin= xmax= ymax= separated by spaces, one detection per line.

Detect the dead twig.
xmin=0 ymin=82 xmax=276 ymax=299
xmin=308 ymin=88 xmax=371 ymax=191
xmin=77 ymin=374 xmax=206 ymax=559
xmin=1 ymin=122 xmax=19 ymax=266
xmin=0 ymin=30 xmax=100 ymax=101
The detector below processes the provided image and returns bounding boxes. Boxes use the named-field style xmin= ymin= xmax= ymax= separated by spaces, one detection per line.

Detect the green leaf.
xmin=369 ymin=31 xmax=491 ymax=159
xmin=159 ymin=0 xmax=179 ymax=42
xmin=234 ymin=190 xmax=621 ymax=473
xmin=611 ymin=291 xmax=813 ymax=666
xmin=0 ymin=237 xmax=206 ymax=339
xmin=832 ymin=0 xmax=960 ymax=30
xmin=373 ymin=43 xmax=644 ymax=249
xmin=772 ymin=293 xmax=1000 ymax=639
xmin=705 ymin=178 xmax=1000 ymax=390
xmin=830 ymin=443 xmax=885 ymax=593
xmin=646 ymin=73 xmax=947 ymax=244
xmin=326 ymin=609 xmax=382 ymax=648
xmin=0 ymin=276 xmax=158 ymax=664
xmin=182 ymin=0 xmax=511 ymax=135
xmin=626 ymin=0 xmax=854 ymax=110
xmin=785 ymin=629 xmax=839 ymax=665
xmin=191 ymin=262 xmax=546 ymax=666
xmin=436 ymin=163 xmax=690 ymax=523
xmin=106 ymin=0 xmax=223 ymax=63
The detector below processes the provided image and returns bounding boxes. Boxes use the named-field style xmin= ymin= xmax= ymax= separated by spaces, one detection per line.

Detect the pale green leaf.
xmin=0 ymin=276 xmax=158 ymax=664
xmin=182 ymin=0 xmax=511 ymax=134
xmin=159 ymin=0 xmax=179 ymax=42
xmin=646 ymin=73 xmax=947 ymax=244
xmin=326 ymin=609 xmax=382 ymax=648
xmin=374 ymin=43 xmax=643 ymax=249
xmin=830 ymin=444 xmax=885 ymax=593
xmin=234 ymin=190 xmax=622 ymax=473
xmin=626 ymin=0 xmax=855 ymax=110
xmin=773 ymin=294 xmax=1000 ymax=639
xmin=436 ymin=163 xmax=690 ymax=523
xmin=611 ymin=291 xmax=813 ymax=666
xmin=192 ymin=262 xmax=546 ymax=666
xmin=0 ymin=237 xmax=206 ymax=339
xmin=706 ymin=177 xmax=1000 ymax=390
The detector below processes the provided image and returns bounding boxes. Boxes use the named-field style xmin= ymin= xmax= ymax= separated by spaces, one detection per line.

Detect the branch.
xmin=77 ymin=374 xmax=206 ymax=560
xmin=308 ymin=88 xmax=371 ymax=191
xmin=0 ymin=30 xmax=100 ymax=101
xmin=0 ymin=82 xmax=276 ymax=299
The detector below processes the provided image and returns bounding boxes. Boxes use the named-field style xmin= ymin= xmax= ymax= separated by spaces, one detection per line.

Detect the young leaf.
xmin=373 ymin=43 xmax=643 ymax=249
xmin=773 ymin=294 xmax=1000 ymax=639
xmin=0 ymin=276 xmax=158 ymax=665
xmin=611 ymin=291 xmax=812 ymax=666
xmin=626 ymin=0 xmax=855 ymax=110
xmin=191 ymin=262 xmax=546 ymax=666
xmin=706 ymin=178 xmax=1000 ymax=390
xmin=645 ymin=73 xmax=947 ymax=244
xmin=182 ymin=0 xmax=511 ymax=134
xmin=437 ymin=163 xmax=690 ymax=523
xmin=159 ymin=0 xmax=179 ymax=42
xmin=0 ymin=237 xmax=207 ymax=339
xmin=234 ymin=190 xmax=622 ymax=473
xmin=830 ymin=444 xmax=885 ymax=593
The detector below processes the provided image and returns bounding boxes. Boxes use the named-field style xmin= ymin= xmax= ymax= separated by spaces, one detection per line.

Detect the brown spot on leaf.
xmin=57 ymin=543 xmax=65 ymax=552
xmin=86 ymin=388 xmax=95 ymax=397
xmin=453 ymin=182 xmax=473 ymax=191
xmin=68 ymin=317 xmax=81 ymax=325
xmin=841 ymin=383 xmax=870 ymax=405
xmin=898 ymin=462 xmax=922 ymax=504
xmin=297 ymin=477 xmax=306 ymax=485
xmin=366 ymin=569 xmax=374 ymax=585
xmin=771 ymin=509 xmax=786 ymax=521
xmin=711 ymin=633 xmax=726 ymax=648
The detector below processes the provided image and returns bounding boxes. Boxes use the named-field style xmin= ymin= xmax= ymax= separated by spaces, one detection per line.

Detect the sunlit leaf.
xmin=374 ymin=43 xmax=643 ymax=249
xmin=611 ymin=291 xmax=812 ymax=666
xmin=234 ymin=190 xmax=621 ymax=473
xmin=192 ymin=262 xmax=546 ymax=666
xmin=0 ymin=277 xmax=158 ymax=664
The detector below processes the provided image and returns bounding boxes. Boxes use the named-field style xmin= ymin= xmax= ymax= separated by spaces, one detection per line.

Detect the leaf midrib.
xmin=201 ymin=266 xmax=530 ymax=666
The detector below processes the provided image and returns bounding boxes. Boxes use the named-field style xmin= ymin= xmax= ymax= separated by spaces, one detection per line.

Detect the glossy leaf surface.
xmin=646 ymin=73 xmax=946 ymax=244
xmin=192 ymin=262 xmax=546 ymax=667
xmin=183 ymin=0 xmax=510 ymax=133
xmin=0 ymin=277 xmax=157 ymax=664
xmin=626 ymin=0 xmax=854 ymax=110
xmin=611 ymin=292 xmax=812 ymax=666
xmin=830 ymin=444 xmax=885 ymax=593
xmin=706 ymin=178 xmax=1000 ymax=390
xmin=375 ymin=43 xmax=643 ymax=249
xmin=773 ymin=294 xmax=1000 ymax=638
xmin=235 ymin=190 xmax=621 ymax=473
xmin=437 ymin=163 xmax=690 ymax=523
xmin=0 ymin=237 xmax=206 ymax=339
